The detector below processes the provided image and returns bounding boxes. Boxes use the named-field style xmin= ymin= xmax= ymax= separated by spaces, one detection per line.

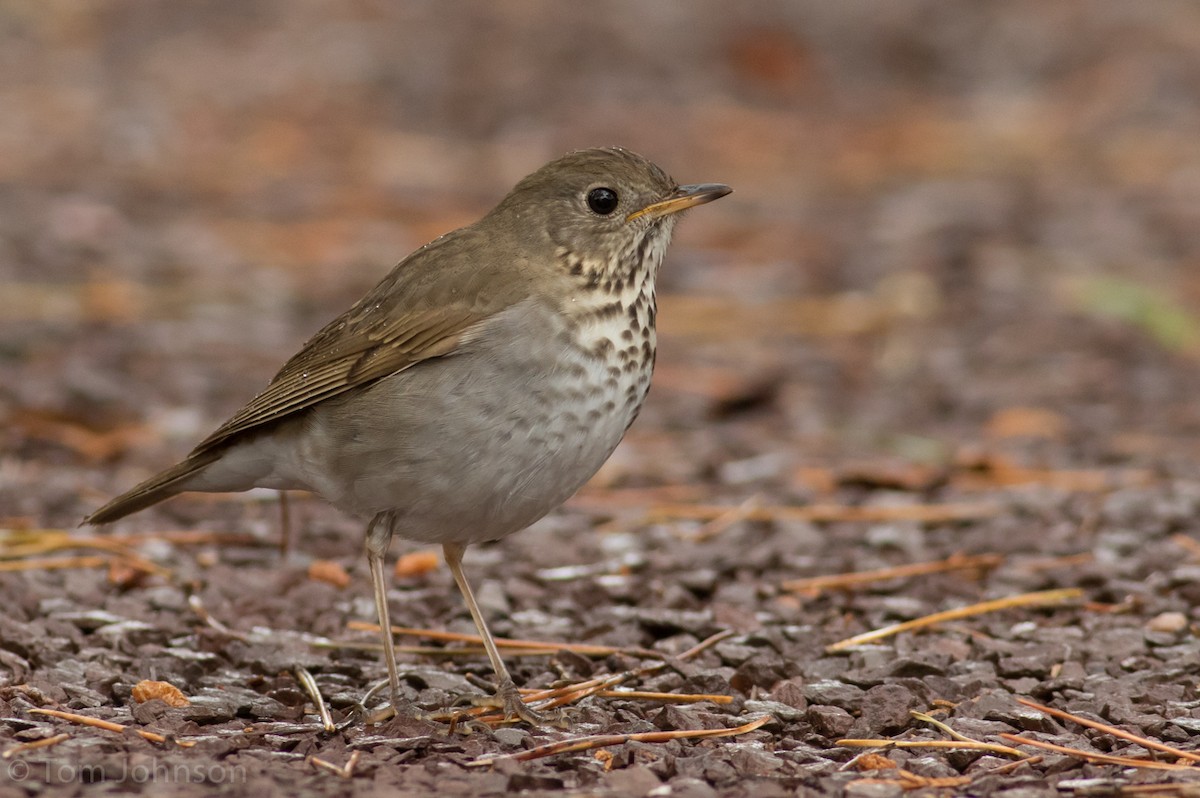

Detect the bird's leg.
xmin=365 ymin=511 xmax=401 ymax=721
xmin=442 ymin=542 xmax=544 ymax=725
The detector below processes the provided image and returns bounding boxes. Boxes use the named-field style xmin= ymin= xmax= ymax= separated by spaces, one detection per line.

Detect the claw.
xmin=470 ymin=678 xmax=571 ymax=727
xmin=361 ymin=704 xmax=397 ymax=726
xmin=494 ymin=678 xmax=546 ymax=725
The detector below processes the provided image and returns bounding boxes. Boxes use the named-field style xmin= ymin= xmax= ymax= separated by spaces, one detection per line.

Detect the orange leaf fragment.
xmin=791 ymin=466 xmax=837 ymax=496
xmin=107 ymin=559 xmax=147 ymax=588
xmin=394 ymin=550 xmax=440 ymax=579
xmin=308 ymin=559 xmax=351 ymax=589
xmin=854 ymin=753 xmax=898 ymax=771
xmin=984 ymin=407 xmax=1066 ymax=440
xmin=130 ymin=680 xmax=190 ymax=708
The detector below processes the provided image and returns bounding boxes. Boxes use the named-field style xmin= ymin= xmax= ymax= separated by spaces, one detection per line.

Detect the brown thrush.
xmin=85 ymin=148 xmax=731 ymax=723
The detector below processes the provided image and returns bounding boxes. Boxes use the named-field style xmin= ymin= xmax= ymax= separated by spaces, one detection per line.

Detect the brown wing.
xmin=190 ymin=230 xmax=525 ymax=455
xmin=192 ymin=307 xmax=488 ymax=453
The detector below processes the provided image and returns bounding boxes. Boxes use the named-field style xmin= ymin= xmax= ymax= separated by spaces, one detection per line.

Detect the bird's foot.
xmin=360 ymin=704 xmax=396 ymax=726
xmin=467 ymin=678 xmax=567 ymax=727
xmin=353 ymin=677 xmax=425 ymax=726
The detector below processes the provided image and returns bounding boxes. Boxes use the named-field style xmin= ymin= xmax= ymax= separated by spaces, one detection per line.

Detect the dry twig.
xmin=1015 ymin=698 xmax=1200 ymax=764
xmin=650 ymin=501 xmax=998 ymax=525
xmin=783 ymin=552 xmax=1002 ymax=594
xmin=2 ymin=733 xmax=70 ymax=758
xmin=440 ymin=630 xmax=736 ymax=727
xmin=468 ymin=714 xmax=771 ymax=766
xmin=0 ymin=555 xmax=112 ymax=572
xmin=307 ymin=751 xmax=361 ymax=778
xmin=837 ymin=738 xmax=1025 ymax=757
xmin=28 ymin=709 xmax=195 ymax=748
xmin=1000 ymin=734 xmax=1198 ymax=771
xmin=597 ymin=689 xmax=732 ymax=705
xmin=295 ymin=667 xmax=336 ymax=733
xmin=675 ymin=495 xmax=762 ymax=542
xmin=1012 ymin=552 xmax=1095 ymax=572
xmin=346 ymin=621 xmax=657 ymax=658
xmin=826 ymin=588 xmax=1083 ymax=652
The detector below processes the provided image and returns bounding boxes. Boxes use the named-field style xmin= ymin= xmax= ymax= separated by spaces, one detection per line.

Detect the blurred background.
xmin=3 ymin=1 xmax=1200 ymax=521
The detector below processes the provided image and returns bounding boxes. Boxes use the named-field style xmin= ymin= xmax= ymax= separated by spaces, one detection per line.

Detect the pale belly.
xmin=280 ymin=301 xmax=654 ymax=545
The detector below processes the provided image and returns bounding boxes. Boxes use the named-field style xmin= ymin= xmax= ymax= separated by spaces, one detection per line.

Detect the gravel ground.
xmin=3 ymin=3 xmax=1200 ymax=796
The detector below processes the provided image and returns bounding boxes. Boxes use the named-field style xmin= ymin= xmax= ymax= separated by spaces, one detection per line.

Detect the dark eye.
xmin=586 ymin=187 xmax=619 ymax=215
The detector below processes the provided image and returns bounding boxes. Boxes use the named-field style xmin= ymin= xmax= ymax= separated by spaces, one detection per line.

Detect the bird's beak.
xmin=626 ymin=183 xmax=732 ymax=222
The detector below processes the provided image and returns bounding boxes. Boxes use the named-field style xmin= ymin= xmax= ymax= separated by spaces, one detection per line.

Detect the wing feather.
xmin=192 ymin=307 xmax=486 ymax=452
xmin=188 ymin=229 xmax=530 ymax=455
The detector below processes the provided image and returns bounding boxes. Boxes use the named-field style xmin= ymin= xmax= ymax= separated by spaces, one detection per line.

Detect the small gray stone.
xmin=804 ymin=680 xmax=865 ymax=709
xmin=491 ymin=727 xmax=528 ymax=747
xmin=808 ymin=704 xmax=855 ymax=738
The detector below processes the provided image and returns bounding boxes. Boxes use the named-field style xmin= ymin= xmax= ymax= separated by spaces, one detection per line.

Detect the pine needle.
xmin=1015 ymin=698 xmax=1200 ymax=764
xmin=468 ymin=714 xmax=771 ymax=766
xmin=28 ymin=709 xmax=195 ymax=748
xmin=649 ymin=501 xmax=998 ymax=525
xmin=1000 ymin=734 xmax=1198 ymax=771
xmin=826 ymin=588 xmax=1083 ymax=652
xmin=783 ymin=552 xmax=1002 ymax=594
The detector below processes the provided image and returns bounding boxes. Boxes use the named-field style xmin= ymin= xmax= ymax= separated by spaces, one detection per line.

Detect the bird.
xmin=85 ymin=147 xmax=731 ymax=724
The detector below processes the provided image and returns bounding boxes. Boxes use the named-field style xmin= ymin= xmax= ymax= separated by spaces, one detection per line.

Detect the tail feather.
xmin=84 ymin=449 xmax=222 ymax=526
